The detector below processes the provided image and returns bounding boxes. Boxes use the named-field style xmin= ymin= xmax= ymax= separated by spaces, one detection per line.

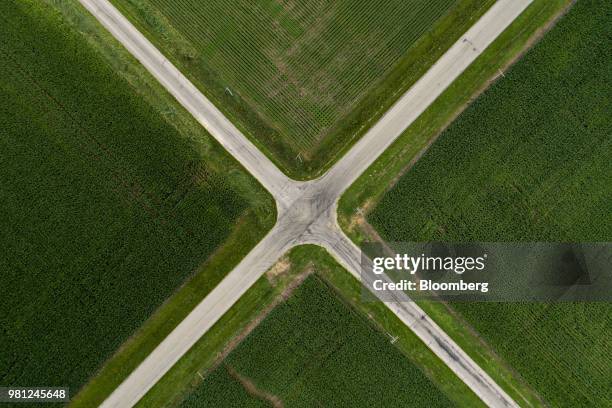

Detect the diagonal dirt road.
xmin=78 ymin=0 xmax=533 ymax=406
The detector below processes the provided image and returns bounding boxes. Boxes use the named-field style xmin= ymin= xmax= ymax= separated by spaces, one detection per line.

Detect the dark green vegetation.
xmin=369 ymin=1 xmax=611 ymax=406
xmin=0 ymin=0 xmax=272 ymax=394
xmin=111 ymin=0 xmax=494 ymax=177
xmin=179 ymin=274 xmax=452 ymax=407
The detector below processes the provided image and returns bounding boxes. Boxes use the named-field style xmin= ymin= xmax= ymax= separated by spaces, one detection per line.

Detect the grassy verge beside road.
xmin=0 ymin=0 xmax=273 ymax=400
xmin=362 ymin=1 xmax=611 ymax=406
xmin=109 ymin=0 xmax=494 ymax=178
xmin=142 ymin=246 xmax=484 ymax=407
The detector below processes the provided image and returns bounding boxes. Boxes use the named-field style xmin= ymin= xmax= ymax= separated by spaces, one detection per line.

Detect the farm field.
xmin=0 ymin=0 xmax=272 ymax=394
xmin=369 ymin=0 xmax=612 ymax=406
xmin=110 ymin=0 xmax=494 ymax=177
xmin=176 ymin=274 xmax=452 ymax=407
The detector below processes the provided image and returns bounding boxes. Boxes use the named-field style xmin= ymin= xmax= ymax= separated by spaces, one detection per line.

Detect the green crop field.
xmin=178 ymin=275 xmax=451 ymax=407
xmin=369 ymin=0 xmax=611 ymax=406
xmin=111 ymin=0 xmax=493 ymax=176
xmin=0 ymin=0 xmax=271 ymax=393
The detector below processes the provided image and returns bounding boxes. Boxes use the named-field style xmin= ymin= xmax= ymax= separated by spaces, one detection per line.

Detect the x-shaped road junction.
xmin=79 ymin=0 xmax=533 ymax=406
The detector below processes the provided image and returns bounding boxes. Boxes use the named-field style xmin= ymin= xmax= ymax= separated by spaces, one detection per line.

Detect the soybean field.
xmin=369 ymin=1 xmax=612 ymax=406
xmin=0 ymin=0 xmax=262 ymax=392
xmin=110 ymin=0 xmax=480 ymax=175
xmin=180 ymin=275 xmax=451 ymax=407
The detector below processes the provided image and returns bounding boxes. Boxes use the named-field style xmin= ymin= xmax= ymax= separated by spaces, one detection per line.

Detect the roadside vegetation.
xmin=161 ymin=251 xmax=453 ymax=407
xmin=110 ymin=0 xmax=494 ymax=178
xmin=141 ymin=246 xmax=484 ymax=407
xmin=338 ymin=0 xmax=574 ymax=227
xmin=366 ymin=1 xmax=611 ymax=406
xmin=181 ymin=275 xmax=451 ymax=407
xmin=0 ymin=0 xmax=273 ymax=397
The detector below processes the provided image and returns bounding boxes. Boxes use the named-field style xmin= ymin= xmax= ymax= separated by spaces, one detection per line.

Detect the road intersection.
xmin=79 ymin=0 xmax=532 ymax=406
